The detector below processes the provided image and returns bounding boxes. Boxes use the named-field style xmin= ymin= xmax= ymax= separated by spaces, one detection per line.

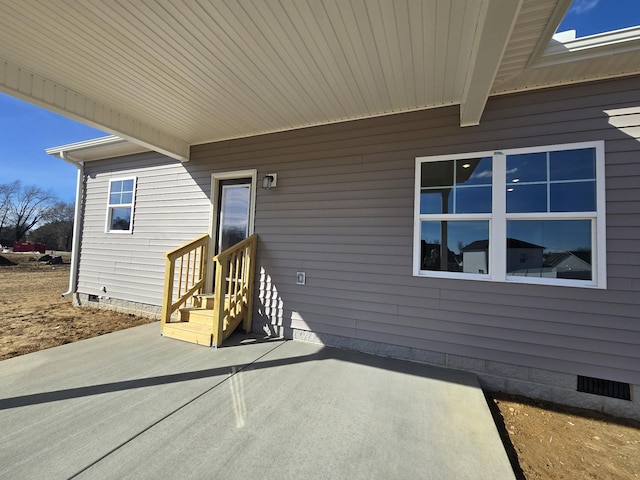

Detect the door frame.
xmin=207 ymin=169 xmax=257 ymax=292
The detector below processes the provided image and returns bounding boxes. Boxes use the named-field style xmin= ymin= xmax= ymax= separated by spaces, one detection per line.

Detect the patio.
xmin=0 ymin=323 xmax=515 ymax=479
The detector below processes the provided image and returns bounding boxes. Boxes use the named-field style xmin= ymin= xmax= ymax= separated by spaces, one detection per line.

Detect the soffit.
xmin=0 ymin=0 xmax=529 ymax=159
xmin=2 ymin=0 xmax=638 ymax=160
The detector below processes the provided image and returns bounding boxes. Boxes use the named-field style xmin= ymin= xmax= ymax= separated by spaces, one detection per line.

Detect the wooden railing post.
xmin=213 ymin=256 xmax=228 ymax=347
xmin=160 ymin=256 xmax=175 ymax=329
xmin=242 ymin=239 xmax=258 ymax=333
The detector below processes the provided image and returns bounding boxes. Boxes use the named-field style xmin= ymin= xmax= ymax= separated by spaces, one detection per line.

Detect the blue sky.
xmin=0 ymin=94 xmax=105 ymax=202
xmin=1 ymin=0 xmax=639 ymax=203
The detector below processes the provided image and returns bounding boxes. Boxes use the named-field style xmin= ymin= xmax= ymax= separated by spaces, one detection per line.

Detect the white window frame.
xmin=105 ymin=177 xmax=137 ymax=234
xmin=413 ymin=141 xmax=606 ymax=288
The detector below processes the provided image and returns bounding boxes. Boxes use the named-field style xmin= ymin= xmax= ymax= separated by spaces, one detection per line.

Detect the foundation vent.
xmin=577 ymin=376 xmax=631 ymax=401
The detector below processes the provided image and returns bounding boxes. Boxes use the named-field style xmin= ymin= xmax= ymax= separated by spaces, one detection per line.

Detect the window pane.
xmin=110 ymin=180 xmax=123 ymax=194
xmin=421 ymin=161 xmax=454 ymax=188
xmin=219 ymin=185 xmax=250 ymax=251
xmin=109 ymin=179 xmax=134 ymax=205
xmin=109 ymin=192 xmax=122 ymax=205
xmin=110 ymin=207 xmax=132 ymax=231
xmin=550 ymin=148 xmax=595 ymax=181
xmin=507 ymin=152 xmax=547 ymax=183
xmin=456 ymin=157 xmax=492 ymax=186
xmin=420 ymin=190 xmax=452 ymax=214
xmin=421 ymin=220 xmax=489 ymax=274
xmin=550 ymin=181 xmax=596 ymax=212
xmin=506 ymin=184 xmax=547 ymax=213
xmin=456 ymin=186 xmax=492 ymax=213
xmin=507 ymin=220 xmax=592 ymax=280
xmin=122 ymin=179 xmax=135 ymax=192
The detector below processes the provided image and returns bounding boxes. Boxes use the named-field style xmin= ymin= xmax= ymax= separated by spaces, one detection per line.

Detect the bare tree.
xmin=1 ymin=182 xmax=56 ymax=242
xmin=0 ymin=180 xmax=21 ymax=240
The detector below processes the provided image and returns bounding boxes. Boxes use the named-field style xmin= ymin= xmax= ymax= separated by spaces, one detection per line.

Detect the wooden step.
xmin=162 ymin=322 xmax=213 ymax=346
xmin=193 ymin=294 xmax=217 ymax=309
xmin=179 ymin=307 xmax=216 ymax=326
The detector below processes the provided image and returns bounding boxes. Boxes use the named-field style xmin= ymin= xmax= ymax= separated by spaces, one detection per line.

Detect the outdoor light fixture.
xmin=462 ymin=163 xmax=471 ymax=168
xmin=262 ymin=173 xmax=277 ymax=189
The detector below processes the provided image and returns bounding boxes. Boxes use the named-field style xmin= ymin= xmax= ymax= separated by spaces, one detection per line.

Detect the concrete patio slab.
xmin=0 ymin=323 xmax=515 ymax=479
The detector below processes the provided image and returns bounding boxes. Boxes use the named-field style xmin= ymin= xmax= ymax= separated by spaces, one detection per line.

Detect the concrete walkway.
xmin=0 ymin=323 xmax=515 ymax=479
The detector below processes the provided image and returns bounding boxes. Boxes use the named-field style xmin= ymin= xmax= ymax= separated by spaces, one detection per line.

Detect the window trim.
xmin=105 ymin=177 xmax=137 ymax=234
xmin=413 ymin=141 xmax=606 ymax=288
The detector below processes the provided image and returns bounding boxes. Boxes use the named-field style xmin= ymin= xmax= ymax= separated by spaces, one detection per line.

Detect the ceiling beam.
xmin=460 ymin=0 xmax=523 ymax=127
xmin=0 ymin=57 xmax=190 ymax=162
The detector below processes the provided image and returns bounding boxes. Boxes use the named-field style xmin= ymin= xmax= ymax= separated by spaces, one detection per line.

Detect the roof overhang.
xmin=45 ymin=135 xmax=149 ymax=163
xmin=1 ymin=0 xmax=639 ymax=161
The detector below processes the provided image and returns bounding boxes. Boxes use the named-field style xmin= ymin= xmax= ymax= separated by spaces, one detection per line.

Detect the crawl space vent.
xmin=577 ymin=376 xmax=631 ymax=401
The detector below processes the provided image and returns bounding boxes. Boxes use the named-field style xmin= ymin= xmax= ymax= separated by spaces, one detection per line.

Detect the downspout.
xmin=58 ymin=151 xmax=84 ymax=298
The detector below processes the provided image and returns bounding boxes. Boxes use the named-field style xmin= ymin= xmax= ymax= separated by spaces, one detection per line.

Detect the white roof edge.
xmin=45 ymin=135 xmax=126 ymax=155
xmin=536 ymin=25 xmax=640 ymax=67
xmin=46 ymin=135 xmax=151 ymax=162
xmin=547 ymin=25 xmax=640 ymax=53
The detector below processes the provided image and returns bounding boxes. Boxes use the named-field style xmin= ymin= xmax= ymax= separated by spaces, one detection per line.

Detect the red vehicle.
xmin=12 ymin=241 xmax=46 ymax=253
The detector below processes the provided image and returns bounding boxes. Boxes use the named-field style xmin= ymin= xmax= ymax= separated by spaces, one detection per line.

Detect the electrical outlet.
xmin=296 ymin=272 xmax=306 ymax=285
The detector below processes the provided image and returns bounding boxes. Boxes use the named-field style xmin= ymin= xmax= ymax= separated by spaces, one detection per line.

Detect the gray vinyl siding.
xmin=79 ymin=154 xmax=214 ymax=306
xmin=80 ymin=76 xmax=640 ymax=386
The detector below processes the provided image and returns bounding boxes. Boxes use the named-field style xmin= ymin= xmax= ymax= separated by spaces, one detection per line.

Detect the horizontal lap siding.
xmin=192 ymin=77 xmax=640 ymax=385
xmin=80 ymin=76 xmax=640 ymax=385
xmin=79 ymin=154 xmax=214 ymax=305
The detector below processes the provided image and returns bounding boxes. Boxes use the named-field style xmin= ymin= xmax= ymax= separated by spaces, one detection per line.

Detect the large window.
xmin=414 ymin=142 xmax=606 ymax=288
xmin=106 ymin=178 xmax=136 ymax=233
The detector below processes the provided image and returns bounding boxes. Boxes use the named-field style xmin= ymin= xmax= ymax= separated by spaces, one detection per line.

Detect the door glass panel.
xmin=218 ymin=184 xmax=250 ymax=252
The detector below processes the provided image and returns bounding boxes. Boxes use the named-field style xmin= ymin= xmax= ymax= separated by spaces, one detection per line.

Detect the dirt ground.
xmin=1 ymin=252 xmax=639 ymax=479
xmin=0 ymin=252 xmax=154 ymax=360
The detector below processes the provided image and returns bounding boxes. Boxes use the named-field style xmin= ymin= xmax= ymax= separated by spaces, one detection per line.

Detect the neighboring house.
xmin=545 ymin=251 xmax=592 ymax=280
xmin=2 ymin=1 xmax=639 ymax=419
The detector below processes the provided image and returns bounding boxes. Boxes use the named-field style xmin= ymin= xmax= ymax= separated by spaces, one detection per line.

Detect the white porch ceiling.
xmin=1 ymin=0 xmax=639 ymax=161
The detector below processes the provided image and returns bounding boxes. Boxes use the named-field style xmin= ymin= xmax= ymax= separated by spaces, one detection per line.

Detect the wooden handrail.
xmin=165 ymin=233 xmax=209 ymax=262
xmin=212 ymin=234 xmax=258 ymax=346
xmin=161 ymin=233 xmax=257 ymax=348
xmin=160 ymin=234 xmax=209 ymax=329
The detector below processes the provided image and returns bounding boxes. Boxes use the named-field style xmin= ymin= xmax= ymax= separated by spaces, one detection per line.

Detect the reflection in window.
xmin=420 ymin=157 xmax=492 ymax=214
xmin=109 ymin=207 xmax=132 ymax=231
xmin=507 ymin=220 xmax=592 ymax=280
xmin=415 ymin=142 xmax=604 ymax=287
xmin=421 ymin=221 xmax=490 ymax=274
xmin=507 ymin=149 xmax=596 ymax=213
xmin=219 ymin=185 xmax=250 ymax=251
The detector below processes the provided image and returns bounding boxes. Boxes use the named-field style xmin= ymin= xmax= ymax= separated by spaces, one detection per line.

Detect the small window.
xmin=414 ymin=141 xmax=606 ymax=288
xmin=106 ymin=178 xmax=136 ymax=233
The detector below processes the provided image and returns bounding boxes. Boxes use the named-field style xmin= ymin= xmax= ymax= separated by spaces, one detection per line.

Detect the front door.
xmin=216 ymin=178 xmax=251 ymax=253
xmin=208 ymin=170 xmax=257 ymax=292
